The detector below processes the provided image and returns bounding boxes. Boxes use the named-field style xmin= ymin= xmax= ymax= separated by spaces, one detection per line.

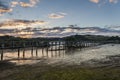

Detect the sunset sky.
xmin=0 ymin=0 xmax=120 ymax=29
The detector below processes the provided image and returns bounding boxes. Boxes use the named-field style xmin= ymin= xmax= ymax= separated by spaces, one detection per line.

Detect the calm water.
xmin=1 ymin=44 xmax=120 ymax=65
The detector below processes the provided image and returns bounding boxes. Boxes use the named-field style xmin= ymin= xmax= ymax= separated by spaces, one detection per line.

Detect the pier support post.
xmin=23 ymin=43 xmax=25 ymax=58
xmin=51 ymin=42 xmax=53 ymax=51
xmin=42 ymin=47 xmax=44 ymax=56
xmin=36 ymin=48 xmax=38 ymax=57
xmin=31 ymin=47 xmax=33 ymax=57
xmin=23 ymin=49 xmax=25 ymax=58
xmin=46 ymin=41 xmax=49 ymax=57
xmin=36 ymin=42 xmax=38 ymax=57
xmin=18 ymin=48 xmax=20 ymax=59
xmin=23 ymin=43 xmax=26 ymax=58
xmin=1 ymin=44 xmax=4 ymax=61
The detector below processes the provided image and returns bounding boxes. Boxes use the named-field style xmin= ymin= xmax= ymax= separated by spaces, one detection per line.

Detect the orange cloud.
xmin=89 ymin=0 xmax=100 ymax=3
xmin=19 ymin=2 xmax=33 ymax=7
xmin=0 ymin=19 xmax=48 ymax=29
xmin=0 ymin=8 xmax=13 ymax=14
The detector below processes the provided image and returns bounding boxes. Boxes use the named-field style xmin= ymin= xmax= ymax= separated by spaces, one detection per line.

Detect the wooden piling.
xmin=30 ymin=42 xmax=33 ymax=57
xmin=46 ymin=49 xmax=48 ymax=57
xmin=58 ymin=49 xmax=61 ymax=57
xmin=51 ymin=42 xmax=53 ymax=51
xmin=46 ymin=42 xmax=49 ymax=55
xmin=36 ymin=48 xmax=38 ymax=57
xmin=18 ymin=48 xmax=20 ymax=58
xmin=23 ymin=43 xmax=25 ymax=58
xmin=41 ymin=47 xmax=44 ymax=57
xmin=31 ymin=47 xmax=33 ymax=57
xmin=59 ymin=41 xmax=61 ymax=50
xmin=36 ymin=42 xmax=38 ymax=57
xmin=23 ymin=49 xmax=25 ymax=58
xmin=1 ymin=44 xmax=4 ymax=61
xmin=46 ymin=42 xmax=49 ymax=57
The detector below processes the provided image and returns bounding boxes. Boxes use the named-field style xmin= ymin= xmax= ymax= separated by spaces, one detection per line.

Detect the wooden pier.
xmin=0 ymin=40 xmax=103 ymax=61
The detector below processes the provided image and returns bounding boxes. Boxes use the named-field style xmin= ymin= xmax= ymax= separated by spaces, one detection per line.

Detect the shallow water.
xmin=1 ymin=44 xmax=120 ymax=65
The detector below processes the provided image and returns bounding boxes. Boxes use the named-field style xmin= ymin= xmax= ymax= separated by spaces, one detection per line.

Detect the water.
xmin=1 ymin=44 xmax=120 ymax=65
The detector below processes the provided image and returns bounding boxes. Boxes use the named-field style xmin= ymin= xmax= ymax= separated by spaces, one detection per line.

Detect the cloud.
xmin=0 ymin=0 xmax=13 ymax=15
xmin=89 ymin=0 xmax=100 ymax=3
xmin=0 ymin=8 xmax=13 ymax=16
xmin=89 ymin=0 xmax=119 ymax=4
xmin=106 ymin=25 xmax=120 ymax=30
xmin=19 ymin=0 xmax=39 ymax=8
xmin=48 ymin=13 xmax=67 ymax=19
xmin=30 ymin=0 xmax=40 ymax=6
xmin=0 ymin=0 xmax=8 ymax=8
xmin=11 ymin=0 xmax=40 ymax=8
xmin=0 ymin=8 xmax=13 ymax=14
xmin=11 ymin=1 xmax=19 ymax=7
xmin=0 ymin=0 xmax=40 ymax=16
xmin=0 ymin=26 xmax=120 ymax=38
xmin=19 ymin=2 xmax=34 ymax=7
xmin=109 ymin=0 xmax=118 ymax=3
xmin=0 ymin=19 xmax=48 ymax=29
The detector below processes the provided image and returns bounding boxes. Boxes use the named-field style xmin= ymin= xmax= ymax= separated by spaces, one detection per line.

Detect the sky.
xmin=0 ymin=0 xmax=120 ymax=29
xmin=0 ymin=0 xmax=120 ymax=38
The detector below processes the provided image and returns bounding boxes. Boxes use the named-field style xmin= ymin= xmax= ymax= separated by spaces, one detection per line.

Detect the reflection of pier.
xmin=1 ymin=48 xmax=66 ymax=61
xmin=0 ymin=41 xmax=100 ymax=61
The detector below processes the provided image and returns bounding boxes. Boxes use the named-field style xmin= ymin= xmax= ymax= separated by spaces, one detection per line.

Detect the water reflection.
xmin=1 ymin=44 xmax=120 ymax=65
xmin=2 ymin=47 xmax=66 ymax=60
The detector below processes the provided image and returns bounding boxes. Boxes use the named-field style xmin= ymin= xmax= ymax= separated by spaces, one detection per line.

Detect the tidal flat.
xmin=0 ymin=44 xmax=120 ymax=80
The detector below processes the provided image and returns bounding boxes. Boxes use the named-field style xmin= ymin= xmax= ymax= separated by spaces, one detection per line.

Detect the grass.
xmin=1 ymin=64 xmax=120 ymax=80
xmin=38 ymin=67 xmax=120 ymax=80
